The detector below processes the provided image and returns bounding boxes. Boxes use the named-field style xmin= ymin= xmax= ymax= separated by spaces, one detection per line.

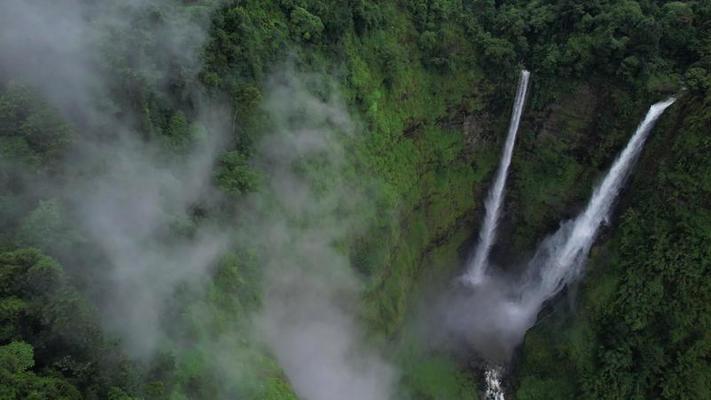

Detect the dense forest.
xmin=0 ymin=0 xmax=709 ymax=399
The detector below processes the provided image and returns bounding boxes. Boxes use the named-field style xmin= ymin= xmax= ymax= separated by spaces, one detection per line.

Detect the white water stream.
xmin=472 ymin=98 xmax=675 ymax=400
xmin=520 ymin=97 xmax=676 ymax=306
xmin=484 ymin=367 xmax=506 ymax=400
xmin=463 ymin=70 xmax=530 ymax=285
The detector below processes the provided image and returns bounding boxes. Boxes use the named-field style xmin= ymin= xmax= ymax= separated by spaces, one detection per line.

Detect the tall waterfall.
xmin=450 ymin=98 xmax=676 ymax=400
xmin=464 ymin=70 xmax=530 ymax=285
xmin=521 ymin=97 xmax=676 ymax=305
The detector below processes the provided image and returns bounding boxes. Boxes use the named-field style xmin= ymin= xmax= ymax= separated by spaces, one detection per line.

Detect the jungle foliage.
xmin=0 ymin=0 xmax=709 ymax=399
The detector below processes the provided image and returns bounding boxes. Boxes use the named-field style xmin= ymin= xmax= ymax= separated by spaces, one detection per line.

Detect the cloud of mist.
xmin=0 ymin=0 xmax=228 ymax=357
xmin=67 ymin=129 xmax=230 ymax=356
xmin=0 ymin=0 xmax=97 ymax=118
xmin=0 ymin=0 xmax=214 ymax=121
xmin=431 ymin=274 xmax=538 ymax=365
xmin=246 ymin=70 xmax=397 ymax=400
xmin=2 ymin=1 xmax=398 ymax=396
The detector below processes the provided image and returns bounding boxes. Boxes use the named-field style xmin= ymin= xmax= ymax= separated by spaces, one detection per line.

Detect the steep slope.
xmin=0 ymin=1 xmax=709 ymax=399
xmin=514 ymin=91 xmax=711 ymax=400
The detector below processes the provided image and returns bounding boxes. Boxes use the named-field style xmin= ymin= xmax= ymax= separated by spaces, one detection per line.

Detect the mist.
xmin=0 ymin=0 xmax=230 ymax=358
xmin=245 ymin=70 xmax=396 ymax=400
xmin=432 ymin=274 xmax=536 ymax=364
xmin=1 ymin=1 xmax=398 ymax=397
xmin=434 ymin=98 xmax=675 ymax=373
xmin=0 ymin=0 xmax=214 ymax=122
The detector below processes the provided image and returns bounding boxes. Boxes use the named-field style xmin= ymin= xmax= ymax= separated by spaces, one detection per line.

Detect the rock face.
xmin=537 ymin=84 xmax=598 ymax=143
xmin=461 ymin=113 xmax=492 ymax=150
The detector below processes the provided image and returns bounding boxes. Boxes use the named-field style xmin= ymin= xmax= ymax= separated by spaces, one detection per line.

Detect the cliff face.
xmin=512 ymin=93 xmax=710 ymax=400
xmin=375 ymin=75 xmax=649 ymax=300
xmin=368 ymin=67 xmax=705 ymax=399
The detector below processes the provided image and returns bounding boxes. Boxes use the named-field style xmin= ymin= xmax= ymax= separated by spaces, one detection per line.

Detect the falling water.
xmin=484 ymin=367 xmax=506 ymax=400
xmin=463 ymin=70 xmax=530 ymax=285
xmin=521 ymin=97 xmax=676 ymax=305
xmin=460 ymin=98 xmax=675 ymax=400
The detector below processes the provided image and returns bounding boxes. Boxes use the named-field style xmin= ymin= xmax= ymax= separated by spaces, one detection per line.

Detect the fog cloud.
xmin=0 ymin=0 xmax=227 ymax=357
xmin=249 ymin=71 xmax=396 ymax=400
xmin=2 ymin=1 xmax=397 ymax=397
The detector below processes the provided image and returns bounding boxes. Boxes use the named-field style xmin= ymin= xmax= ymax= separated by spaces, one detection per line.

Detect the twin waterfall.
xmin=458 ymin=69 xmax=676 ymax=399
xmin=463 ymin=70 xmax=530 ymax=285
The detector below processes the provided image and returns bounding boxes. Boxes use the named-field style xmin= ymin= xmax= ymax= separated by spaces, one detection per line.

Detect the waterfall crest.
xmin=463 ymin=70 xmax=530 ymax=285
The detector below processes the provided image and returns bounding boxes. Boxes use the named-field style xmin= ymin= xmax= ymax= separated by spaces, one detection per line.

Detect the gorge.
xmin=0 ymin=1 xmax=708 ymax=400
xmin=452 ymin=95 xmax=675 ymax=398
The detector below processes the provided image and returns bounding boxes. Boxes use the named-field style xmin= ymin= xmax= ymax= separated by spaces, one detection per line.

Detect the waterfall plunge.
xmin=443 ymin=98 xmax=675 ymax=400
xmin=484 ymin=368 xmax=506 ymax=400
xmin=463 ymin=70 xmax=530 ymax=285
xmin=520 ymin=97 xmax=676 ymax=307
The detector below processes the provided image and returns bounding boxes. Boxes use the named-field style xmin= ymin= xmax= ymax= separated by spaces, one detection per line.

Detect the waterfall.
xmin=449 ymin=97 xmax=675 ymax=400
xmin=521 ymin=97 xmax=676 ymax=305
xmin=484 ymin=367 xmax=506 ymax=400
xmin=463 ymin=70 xmax=530 ymax=285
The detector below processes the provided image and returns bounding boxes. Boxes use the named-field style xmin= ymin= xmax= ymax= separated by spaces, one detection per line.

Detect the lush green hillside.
xmin=0 ymin=1 xmax=709 ymax=399
xmin=514 ymin=90 xmax=711 ymax=400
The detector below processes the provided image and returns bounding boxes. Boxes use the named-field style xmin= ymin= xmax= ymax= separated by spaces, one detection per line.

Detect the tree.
xmin=16 ymin=199 xmax=80 ymax=257
xmin=215 ymin=151 xmax=260 ymax=195
xmin=0 ymin=341 xmax=82 ymax=400
xmin=290 ymin=6 xmax=324 ymax=42
xmin=0 ymin=84 xmax=73 ymax=165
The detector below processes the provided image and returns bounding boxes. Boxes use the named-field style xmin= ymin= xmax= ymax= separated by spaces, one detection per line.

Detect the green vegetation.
xmin=515 ymin=91 xmax=711 ymax=400
xmin=1 ymin=0 xmax=709 ymax=399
